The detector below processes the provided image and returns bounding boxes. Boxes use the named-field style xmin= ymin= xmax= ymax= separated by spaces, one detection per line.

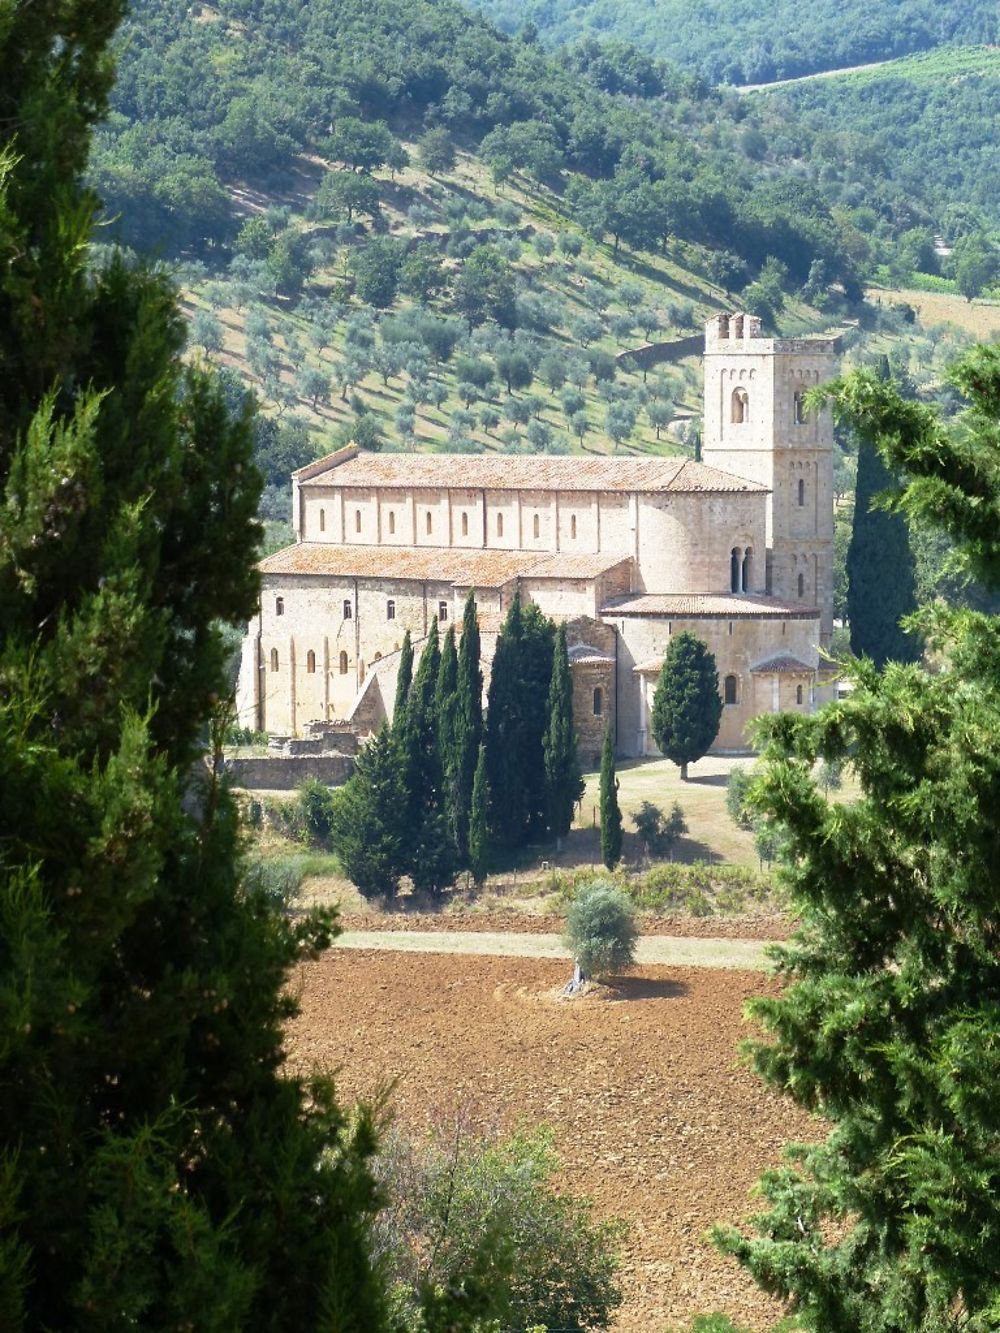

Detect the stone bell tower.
xmin=700 ymin=313 xmax=838 ymax=647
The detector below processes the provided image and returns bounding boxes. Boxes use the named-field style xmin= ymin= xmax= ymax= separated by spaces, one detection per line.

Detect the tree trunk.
xmin=680 ymin=761 xmax=688 ymax=781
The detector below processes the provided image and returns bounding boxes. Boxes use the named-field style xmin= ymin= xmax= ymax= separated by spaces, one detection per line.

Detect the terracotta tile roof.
xmin=568 ymin=644 xmax=615 ymax=666
xmin=296 ymin=449 xmax=768 ymax=495
xmin=750 ymin=653 xmax=816 ymax=674
xmin=258 ymin=543 xmax=631 ymax=588
xmin=602 ymin=592 xmax=820 ymax=619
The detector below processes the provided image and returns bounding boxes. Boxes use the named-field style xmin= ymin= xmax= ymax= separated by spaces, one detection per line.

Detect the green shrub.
xmin=226 ymin=724 xmax=269 ymax=746
xmin=563 ymin=878 xmax=637 ymax=978
xmin=242 ymin=856 xmax=305 ymax=908
xmin=725 ymin=767 xmax=755 ymax=829
xmin=298 ymin=778 xmax=337 ymax=847
xmin=632 ymin=800 xmax=688 ymax=857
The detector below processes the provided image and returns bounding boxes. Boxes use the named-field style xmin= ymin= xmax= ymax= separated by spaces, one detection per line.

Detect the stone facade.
xmin=236 ymin=315 xmax=837 ymax=759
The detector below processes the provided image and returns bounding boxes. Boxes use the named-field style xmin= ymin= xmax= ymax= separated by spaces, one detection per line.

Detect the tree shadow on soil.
xmin=683 ymin=772 xmax=733 ymax=788
xmin=607 ymin=975 xmax=689 ymax=1001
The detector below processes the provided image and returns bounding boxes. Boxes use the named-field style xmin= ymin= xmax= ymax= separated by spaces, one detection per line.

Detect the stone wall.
xmin=224 ymin=754 xmax=354 ymax=790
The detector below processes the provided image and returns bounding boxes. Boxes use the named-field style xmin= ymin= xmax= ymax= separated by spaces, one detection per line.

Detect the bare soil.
xmin=286 ymin=949 xmax=817 ymax=1332
xmin=337 ymin=909 xmax=792 ymax=941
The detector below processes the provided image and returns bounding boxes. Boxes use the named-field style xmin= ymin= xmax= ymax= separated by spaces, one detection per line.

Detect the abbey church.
xmin=236 ymin=314 xmax=837 ymax=761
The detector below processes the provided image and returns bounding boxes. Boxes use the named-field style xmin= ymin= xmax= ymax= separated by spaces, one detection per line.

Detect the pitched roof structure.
xmin=294 ymin=448 xmax=767 ymax=495
xmin=601 ymin=592 xmax=819 ymax=619
xmin=258 ymin=543 xmax=631 ymax=589
xmin=750 ymin=653 xmax=816 ymax=674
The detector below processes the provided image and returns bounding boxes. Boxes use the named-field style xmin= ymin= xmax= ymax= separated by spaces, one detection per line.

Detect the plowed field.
xmin=287 ymin=949 xmax=818 ymax=1331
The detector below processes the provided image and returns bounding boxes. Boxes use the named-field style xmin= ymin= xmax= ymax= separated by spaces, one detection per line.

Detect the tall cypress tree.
xmin=468 ymin=743 xmax=490 ymax=886
xmin=401 ymin=620 xmax=455 ymax=895
xmin=453 ymin=589 xmax=483 ymax=861
xmin=0 ymin=7 xmax=384 ymax=1327
xmin=436 ymin=622 xmax=460 ymax=840
xmin=848 ymin=436 xmax=920 ymax=668
xmin=543 ymin=623 xmax=584 ymax=839
xmin=599 ymin=726 xmax=623 ymax=870
xmin=393 ymin=627 xmax=414 ymax=724
xmin=485 ymin=596 xmax=555 ymax=847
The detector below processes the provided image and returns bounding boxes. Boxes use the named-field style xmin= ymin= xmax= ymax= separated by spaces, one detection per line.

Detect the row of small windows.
xmin=336 ymin=507 xmax=578 ymax=541
xmin=270 ymin=648 xmax=353 ymax=675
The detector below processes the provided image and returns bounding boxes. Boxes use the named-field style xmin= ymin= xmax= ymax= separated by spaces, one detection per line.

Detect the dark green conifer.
xmin=436 ymin=622 xmax=460 ymax=838
xmin=650 ymin=632 xmax=723 ymax=780
xmin=0 ymin=6 xmax=384 ymax=1326
xmin=401 ymin=620 xmax=455 ymax=895
xmin=599 ymin=727 xmax=623 ymax=870
xmin=468 ymin=743 xmax=490 ymax=886
xmin=453 ymin=589 xmax=484 ymax=860
xmin=847 ymin=434 xmax=920 ymax=668
xmin=715 ymin=350 xmax=1000 ymax=1331
xmin=393 ymin=628 xmax=414 ymax=723
xmin=543 ymin=623 xmax=584 ymax=838
xmin=330 ymin=727 xmax=406 ymax=899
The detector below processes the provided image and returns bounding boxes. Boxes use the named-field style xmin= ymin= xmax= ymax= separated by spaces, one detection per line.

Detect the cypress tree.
xmin=393 ymin=627 xmax=414 ymax=723
xmin=436 ymin=623 xmax=460 ymax=846
xmin=847 ymin=437 xmax=920 ymax=667
xmin=401 ymin=620 xmax=455 ymax=896
xmin=0 ymin=7 xmax=384 ymax=1327
xmin=468 ymin=743 xmax=490 ymax=886
xmin=543 ymin=623 xmax=584 ymax=839
xmin=453 ymin=589 xmax=483 ymax=861
xmin=599 ymin=727 xmax=623 ymax=870
xmin=330 ymin=727 xmax=407 ymax=900
xmin=650 ymin=632 xmax=723 ymax=780
xmin=485 ymin=596 xmax=555 ymax=847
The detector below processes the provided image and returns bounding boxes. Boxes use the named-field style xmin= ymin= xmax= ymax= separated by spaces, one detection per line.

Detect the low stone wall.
xmin=616 ymin=332 xmax=704 ymax=372
xmin=224 ymin=755 xmax=354 ymax=790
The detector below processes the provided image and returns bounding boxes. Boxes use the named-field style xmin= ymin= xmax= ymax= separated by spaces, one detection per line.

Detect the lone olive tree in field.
xmin=651 ymin=632 xmax=723 ymax=779
xmin=563 ymin=880 xmax=637 ymax=991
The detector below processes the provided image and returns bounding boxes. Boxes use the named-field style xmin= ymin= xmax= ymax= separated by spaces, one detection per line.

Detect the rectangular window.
xmin=343 ymin=600 xmax=353 ymax=620
xmin=439 ymin=601 xmax=448 ymax=622
xmin=387 ymin=599 xmax=396 ymax=621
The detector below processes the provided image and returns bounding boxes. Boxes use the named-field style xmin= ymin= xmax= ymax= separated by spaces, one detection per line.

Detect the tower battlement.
xmin=706 ymin=312 xmax=840 ymax=355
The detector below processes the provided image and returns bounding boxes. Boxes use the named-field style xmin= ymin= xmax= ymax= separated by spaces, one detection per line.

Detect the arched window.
xmin=425 ymin=512 xmax=433 ymax=535
xmin=497 ymin=513 xmax=504 ymax=537
xmin=570 ymin=514 xmax=577 ymax=540
xmin=731 ymin=387 xmax=749 ymax=424
xmin=319 ymin=508 xmax=326 ymax=533
xmin=533 ymin=513 xmax=540 ymax=540
xmin=730 ymin=547 xmax=740 ymax=594
xmin=275 ymin=596 xmax=284 ymax=616
xmin=724 ymin=674 xmax=738 ymax=705
xmin=339 ymin=650 xmax=349 ymax=675
xmin=270 ymin=648 xmax=279 ymax=672
xmin=793 ymin=390 xmax=807 ymax=425
xmin=306 ymin=650 xmax=316 ymax=674
xmin=387 ymin=599 xmax=395 ymax=621
xmin=797 ymin=572 xmax=805 ymax=598
xmin=388 ymin=511 xmax=396 ymax=535
xmin=742 ymin=548 xmax=752 ymax=593
xmin=355 ymin=509 xmax=362 ymax=533
xmin=796 ymin=684 xmax=804 ymax=705
xmin=439 ymin=601 xmax=448 ymax=622
xmin=593 ymin=687 xmax=603 ymax=717
xmin=798 ymin=478 xmax=805 ymax=507
xmin=343 ymin=599 xmax=353 ymax=621
xmin=461 ymin=512 xmax=469 ymax=537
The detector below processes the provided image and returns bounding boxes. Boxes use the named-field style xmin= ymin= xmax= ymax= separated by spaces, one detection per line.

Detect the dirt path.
xmin=335 ymin=929 xmax=770 ymax=970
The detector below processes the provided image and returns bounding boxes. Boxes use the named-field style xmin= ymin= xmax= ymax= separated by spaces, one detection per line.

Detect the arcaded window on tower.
xmin=724 ymin=674 xmax=738 ymax=705
xmin=593 ymin=687 xmax=603 ymax=717
xmin=731 ymin=386 xmax=749 ymax=424
xmin=742 ymin=548 xmax=753 ymax=593
xmin=730 ymin=547 xmax=741 ymax=593
xmin=798 ymin=477 xmax=806 ymax=507
xmin=793 ymin=390 xmax=807 ymax=425
xmin=798 ymin=571 xmax=805 ymax=598
xmin=306 ymin=650 xmax=316 ymax=674
xmin=270 ymin=648 xmax=279 ymax=672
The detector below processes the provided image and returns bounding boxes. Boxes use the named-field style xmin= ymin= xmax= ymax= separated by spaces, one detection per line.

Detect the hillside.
xmin=466 ymin=0 xmax=995 ymax=86
xmin=748 ymin=46 xmax=1000 ymax=230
